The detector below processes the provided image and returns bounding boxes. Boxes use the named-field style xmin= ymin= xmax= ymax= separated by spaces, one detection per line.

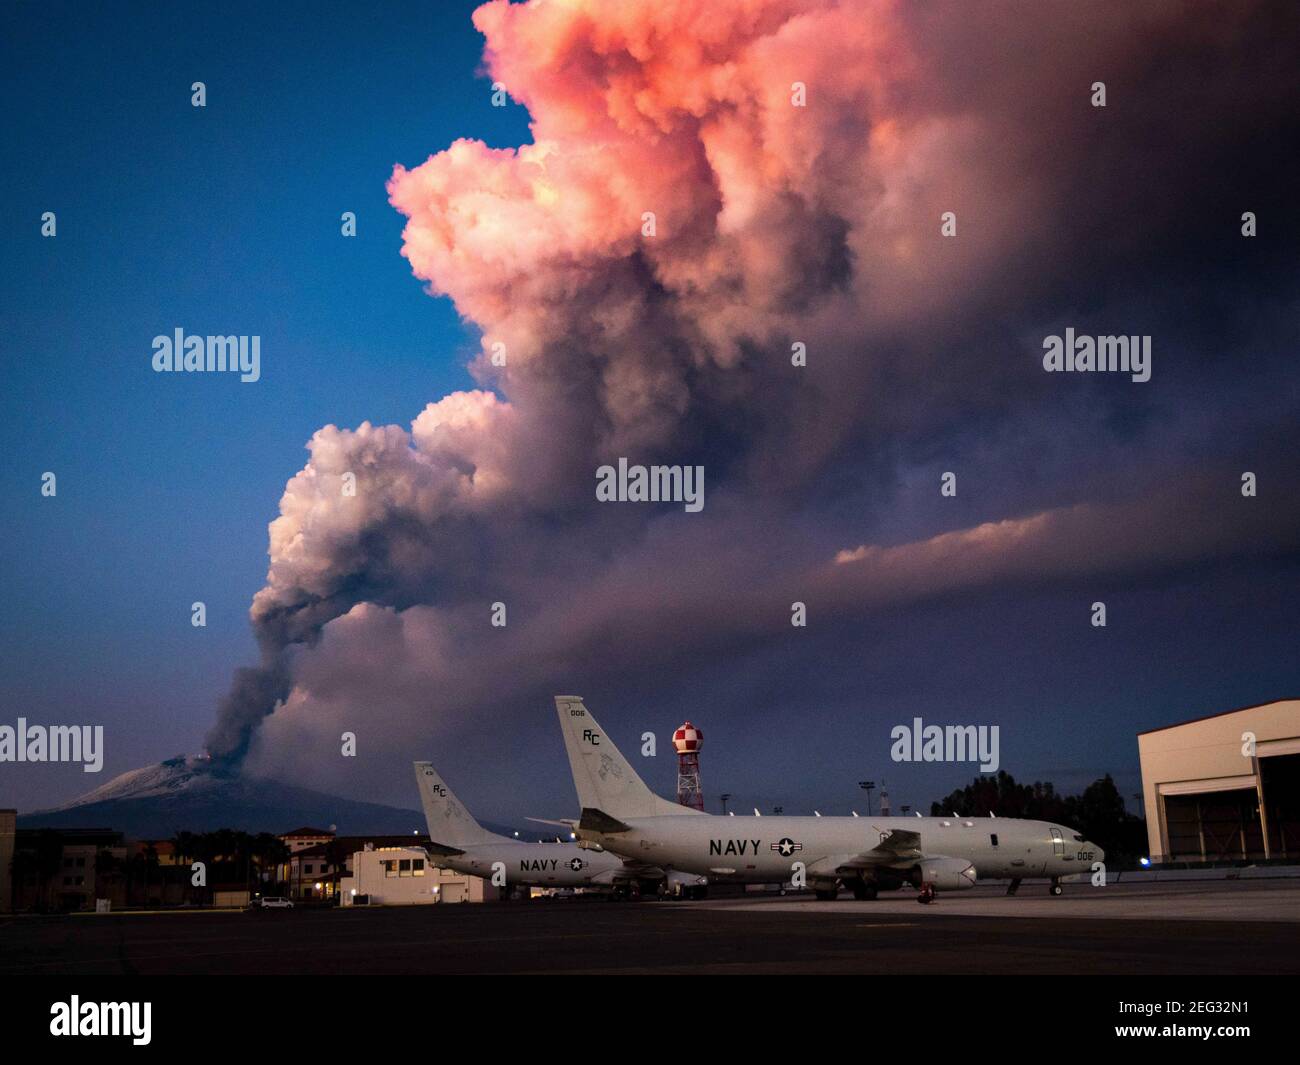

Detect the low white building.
xmin=340 ymin=845 xmax=496 ymax=905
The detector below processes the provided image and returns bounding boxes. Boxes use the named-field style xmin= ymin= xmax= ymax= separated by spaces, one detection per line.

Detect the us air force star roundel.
xmin=772 ymin=838 xmax=802 ymax=857
xmin=568 ymin=857 xmax=586 ymax=872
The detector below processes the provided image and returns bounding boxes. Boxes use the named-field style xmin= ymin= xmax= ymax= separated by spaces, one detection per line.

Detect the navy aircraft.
xmin=553 ymin=697 xmax=1105 ymax=902
xmin=414 ymin=761 xmax=706 ymax=898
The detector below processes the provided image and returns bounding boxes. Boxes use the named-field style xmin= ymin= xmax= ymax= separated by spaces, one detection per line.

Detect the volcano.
xmin=16 ymin=756 xmax=432 ymax=839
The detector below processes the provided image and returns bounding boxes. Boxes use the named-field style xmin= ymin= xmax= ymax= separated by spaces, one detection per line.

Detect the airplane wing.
xmin=526 ymin=816 xmax=577 ymax=828
xmin=421 ymin=841 xmax=466 ymax=858
xmin=809 ymin=828 xmax=925 ymax=875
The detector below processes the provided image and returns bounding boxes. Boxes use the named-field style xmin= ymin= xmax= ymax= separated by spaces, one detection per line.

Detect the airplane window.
xmin=990 ymin=833 xmax=999 ymax=847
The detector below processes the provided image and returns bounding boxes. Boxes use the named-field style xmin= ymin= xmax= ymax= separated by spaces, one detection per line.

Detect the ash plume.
xmin=205 ymin=0 xmax=1300 ymax=778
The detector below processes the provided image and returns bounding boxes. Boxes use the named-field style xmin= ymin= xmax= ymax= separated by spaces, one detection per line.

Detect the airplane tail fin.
xmin=554 ymin=696 xmax=702 ymax=820
xmin=413 ymin=762 xmax=502 ymax=846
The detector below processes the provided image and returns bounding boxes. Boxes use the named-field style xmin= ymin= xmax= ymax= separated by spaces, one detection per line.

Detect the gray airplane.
xmin=553 ymin=697 xmax=1105 ymax=902
xmin=413 ymin=761 xmax=706 ymax=898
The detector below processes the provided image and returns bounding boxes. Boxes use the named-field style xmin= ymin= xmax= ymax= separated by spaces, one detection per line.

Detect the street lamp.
xmin=858 ymin=780 xmax=876 ymax=816
xmin=720 ymin=793 xmax=732 ymax=815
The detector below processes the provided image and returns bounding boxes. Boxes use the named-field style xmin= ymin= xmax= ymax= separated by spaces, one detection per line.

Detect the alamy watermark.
xmin=0 ymin=718 xmax=103 ymax=772
xmin=1042 ymin=328 xmax=1151 ymax=382
xmin=890 ymin=717 xmax=999 ymax=772
xmin=50 ymin=997 xmax=151 ymax=1045
xmin=151 ymin=327 xmax=261 ymax=382
xmin=596 ymin=458 xmax=704 ymax=512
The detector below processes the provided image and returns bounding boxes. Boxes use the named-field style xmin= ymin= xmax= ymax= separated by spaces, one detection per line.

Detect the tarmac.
xmin=2 ymin=879 xmax=1297 ymax=974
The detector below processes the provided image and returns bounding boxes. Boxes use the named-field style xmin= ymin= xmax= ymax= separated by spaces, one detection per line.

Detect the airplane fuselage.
xmin=579 ymin=815 xmax=1100 ymax=884
xmin=437 ymin=840 xmax=628 ymax=888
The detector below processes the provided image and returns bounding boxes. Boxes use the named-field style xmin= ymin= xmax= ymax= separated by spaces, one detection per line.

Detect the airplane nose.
xmin=1090 ymin=842 xmax=1105 ymax=863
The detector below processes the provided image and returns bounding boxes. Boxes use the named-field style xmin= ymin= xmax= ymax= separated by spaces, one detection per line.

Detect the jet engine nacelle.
xmin=912 ymin=857 xmax=977 ymax=891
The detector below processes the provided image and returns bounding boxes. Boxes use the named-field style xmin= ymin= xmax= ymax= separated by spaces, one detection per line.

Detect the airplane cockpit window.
xmin=1072 ymin=834 xmax=1084 ymax=842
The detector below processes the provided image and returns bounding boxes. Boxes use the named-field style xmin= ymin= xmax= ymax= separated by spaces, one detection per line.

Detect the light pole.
xmin=720 ymin=793 xmax=732 ymax=815
xmin=858 ymin=780 xmax=876 ymax=816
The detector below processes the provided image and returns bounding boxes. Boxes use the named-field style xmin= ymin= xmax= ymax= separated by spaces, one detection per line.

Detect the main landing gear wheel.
xmin=851 ymin=880 xmax=878 ymax=900
xmin=1050 ymin=878 xmax=1063 ymax=896
xmin=917 ymin=883 xmax=936 ymax=904
xmin=814 ymin=885 xmax=840 ymax=901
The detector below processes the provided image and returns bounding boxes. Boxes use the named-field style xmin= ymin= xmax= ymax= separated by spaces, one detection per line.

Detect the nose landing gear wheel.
xmin=917 ymin=883 xmax=936 ymax=904
xmin=1050 ymin=878 xmax=1063 ymax=896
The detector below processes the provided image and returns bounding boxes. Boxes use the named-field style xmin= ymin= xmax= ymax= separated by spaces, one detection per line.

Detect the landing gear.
xmin=851 ymin=879 xmax=878 ymax=901
xmin=814 ymin=884 xmax=840 ymax=901
xmin=917 ymin=883 xmax=936 ymax=905
xmin=1049 ymin=878 xmax=1063 ymax=896
xmin=1006 ymin=878 xmax=1022 ymax=896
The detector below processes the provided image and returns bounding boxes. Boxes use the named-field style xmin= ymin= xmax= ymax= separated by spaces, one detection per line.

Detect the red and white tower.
xmin=673 ymin=721 xmax=704 ymax=810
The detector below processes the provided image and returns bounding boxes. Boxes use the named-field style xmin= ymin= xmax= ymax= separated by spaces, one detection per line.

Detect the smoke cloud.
xmin=208 ymin=0 xmax=1300 ymax=788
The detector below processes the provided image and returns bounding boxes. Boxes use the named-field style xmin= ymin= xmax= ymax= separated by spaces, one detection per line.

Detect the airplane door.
xmin=1050 ymin=828 xmax=1064 ymax=856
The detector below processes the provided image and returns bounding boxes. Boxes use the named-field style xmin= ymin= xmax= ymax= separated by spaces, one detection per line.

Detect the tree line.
xmin=930 ymin=771 xmax=1148 ymax=865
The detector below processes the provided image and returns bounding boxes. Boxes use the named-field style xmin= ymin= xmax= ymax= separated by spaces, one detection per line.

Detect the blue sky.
xmin=1 ymin=1 xmax=525 ymax=804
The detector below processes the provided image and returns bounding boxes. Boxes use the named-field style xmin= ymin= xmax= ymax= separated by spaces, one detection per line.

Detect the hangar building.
xmin=1138 ymin=698 xmax=1299 ymax=863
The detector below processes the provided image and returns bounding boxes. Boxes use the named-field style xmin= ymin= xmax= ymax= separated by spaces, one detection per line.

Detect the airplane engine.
xmin=911 ymin=857 xmax=977 ymax=891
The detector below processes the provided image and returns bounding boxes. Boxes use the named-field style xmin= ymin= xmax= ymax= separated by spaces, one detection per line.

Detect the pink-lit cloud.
xmin=212 ymin=0 xmax=1300 ymax=792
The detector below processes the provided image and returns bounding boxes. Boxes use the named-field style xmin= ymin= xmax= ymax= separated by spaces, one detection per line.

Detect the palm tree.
xmin=322 ymin=837 xmax=351 ymax=903
xmin=233 ymin=831 xmax=255 ymax=892
xmin=250 ymin=833 xmax=289 ymax=896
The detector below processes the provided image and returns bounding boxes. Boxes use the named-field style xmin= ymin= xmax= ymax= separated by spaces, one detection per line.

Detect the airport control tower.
xmin=673 ymin=722 xmax=704 ymax=810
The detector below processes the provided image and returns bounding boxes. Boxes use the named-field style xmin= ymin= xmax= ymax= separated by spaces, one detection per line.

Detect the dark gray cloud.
xmin=205 ymin=1 xmax=1299 ymax=805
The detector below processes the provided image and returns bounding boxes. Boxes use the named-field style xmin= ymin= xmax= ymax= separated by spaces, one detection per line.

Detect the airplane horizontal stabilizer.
xmin=578 ymin=807 xmax=633 ymax=834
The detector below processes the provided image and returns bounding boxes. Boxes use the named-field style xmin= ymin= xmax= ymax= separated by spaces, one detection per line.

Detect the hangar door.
xmin=1261 ymin=752 xmax=1300 ymax=859
xmin=1163 ymin=788 xmax=1265 ymax=862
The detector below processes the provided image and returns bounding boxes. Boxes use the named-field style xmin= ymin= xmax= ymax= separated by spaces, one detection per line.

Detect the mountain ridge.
xmin=16 ymin=756 xmax=525 ymax=840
